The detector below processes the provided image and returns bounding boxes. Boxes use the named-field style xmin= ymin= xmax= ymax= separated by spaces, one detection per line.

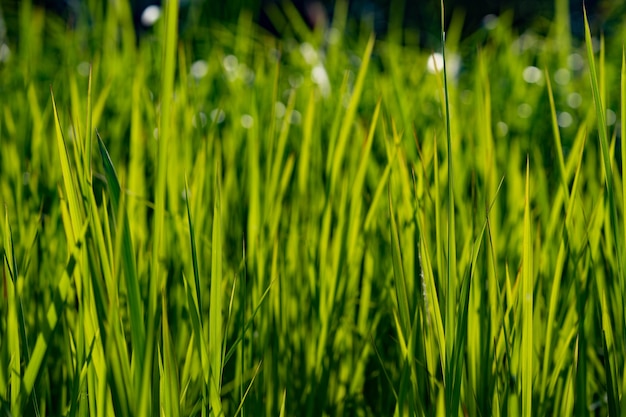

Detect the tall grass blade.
xmin=584 ymin=7 xmax=624 ymax=281
xmin=622 ymin=47 xmax=626 ymax=417
xmin=4 ymin=209 xmax=21 ymax=416
xmin=96 ymin=132 xmax=145 ymax=374
xmin=161 ymin=294 xmax=181 ymax=417
xmin=388 ymin=186 xmax=411 ymax=342
xmin=328 ymin=34 xmax=375 ymax=194
xmin=210 ymin=159 xmax=224 ymax=416
xmin=521 ymin=157 xmax=533 ymax=417
xmin=143 ymin=0 xmax=179 ymax=413
xmin=441 ymin=0 xmax=459 ymax=413
xmin=152 ymin=0 xmax=179 ymax=316
xmin=544 ymin=69 xmax=569 ymax=203
xmin=51 ymin=88 xmax=84 ymax=240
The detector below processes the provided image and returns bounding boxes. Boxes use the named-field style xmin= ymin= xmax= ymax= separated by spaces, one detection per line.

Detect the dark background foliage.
xmin=1 ymin=0 xmax=623 ymax=48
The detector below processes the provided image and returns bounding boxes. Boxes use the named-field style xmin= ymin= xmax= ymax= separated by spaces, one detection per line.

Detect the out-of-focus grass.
xmin=1 ymin=0 xmax=626 ymax=415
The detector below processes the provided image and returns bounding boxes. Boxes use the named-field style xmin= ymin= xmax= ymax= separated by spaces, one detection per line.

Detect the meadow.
xmin=1 ymin=0 xmax=626 ymax=415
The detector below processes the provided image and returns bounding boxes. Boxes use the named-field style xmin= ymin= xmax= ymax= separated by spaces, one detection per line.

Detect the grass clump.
xmin=2 ymin=0 xmax=626 ymax=415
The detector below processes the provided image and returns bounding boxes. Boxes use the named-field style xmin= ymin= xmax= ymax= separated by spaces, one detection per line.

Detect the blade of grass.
xmin=96 ymin=132 xmax=144 ymax=380
xmin=540 ymin=133 xmax=587 ymax=410
xmin=389 ymin=185 xmax=411 ymax=342
xmin=209 ymin=158 xmax=224 ymax=416
xmin=584 ymin=7 xmax=624 ymax=282
xmin=521 ymin=157 xmax=533 ymax=417
xmin=143 ymin=0 xmax=179 ymax=414
xmin=328 ymin=34 xmax=375 ymax=195
xmin=440 ymin=1 xmax=458 ymax=412
xmin=84 ymin=65 xmax=93 ymax=184
xmin=4 ymin=209 xmax=21 ymax=416
xmin=544 ymin=68 xmax=569 ymax=204
xmin=161 ymin=293 xmax=181 ymax=417
xmin=584 ymin=18 xmax=625 ymax=416
xmin=51 ymin=88 xmax=84 ymax=242
xmin=231 ymin=361 xmax=262 ymax=417
xmin=621 ymin=48 xmax=626 ymax=416
xmin=600 ymin=293 xmax=620 ymax=416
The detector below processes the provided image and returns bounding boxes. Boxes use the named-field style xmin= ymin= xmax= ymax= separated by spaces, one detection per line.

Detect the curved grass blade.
xmin=584 ymin=7 xmax=624 ymax=281
xmin=51 ymin=88 xmax=84 ymax=241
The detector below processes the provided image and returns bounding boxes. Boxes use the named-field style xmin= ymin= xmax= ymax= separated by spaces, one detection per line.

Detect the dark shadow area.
xmin=1 ymin=0 xmax=622 ymax=47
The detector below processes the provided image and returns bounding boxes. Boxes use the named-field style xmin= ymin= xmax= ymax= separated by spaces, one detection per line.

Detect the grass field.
xmin=2 ymin=0 xmax=626 ymax=415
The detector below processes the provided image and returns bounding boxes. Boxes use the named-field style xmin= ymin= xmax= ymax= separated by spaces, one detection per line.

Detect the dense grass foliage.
xmin=2 ymin=0 xmax=626 ymax=415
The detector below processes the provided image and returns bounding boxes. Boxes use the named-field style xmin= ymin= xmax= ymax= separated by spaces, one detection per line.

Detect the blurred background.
xmin=0 ymin=0 xmax=623 ymax=48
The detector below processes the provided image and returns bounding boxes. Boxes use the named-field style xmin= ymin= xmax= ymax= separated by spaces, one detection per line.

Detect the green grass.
xmin=2 ymin=0 xmax=626 ymax=415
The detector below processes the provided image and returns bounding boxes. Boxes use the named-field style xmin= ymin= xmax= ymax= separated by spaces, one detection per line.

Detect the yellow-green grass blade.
xmin=449 ymin=264 xmax=471 ymax=417
xmin=364 ymin=161 xmax=393 ymax=231
xmin=347 ymin=102 xmax=381 ymax=383
xmin=231 ymin=361 xmax=262 ymax=417
xmin=584 ymin=19 xmax=625 ymax=415
xmin=544 ymin=68 xmax=569 ymax=204
xmin=51 ymin=87 xmax=105 ymax=417
xmin=51 ymin=88 xmax=84 ymax=242
xmin=389 ymin=185 xmax=411 ymax=341
xmin=267 ymin=89 xmax=295 ymax=222
xmin=298 ymin=91 xmax=316 ymax=195
xmin=329 ymin=34 xmax=375 ymax=195
xmin=89 ymin=190 xmax=132 ymax=417
xmin=414 ymin=209 xmax=445 ymax=375
xmin=623 ymin=48 xmax=626 ymax=278
xmin=540 ymin=133 xmax=586 ymax=409
xmin=621 ymin=48 xmax=626 ymax=416
xmin=161 ymin=293 xmax=181 ymax=417
xmin=223 ymin=280 xmax=274 ymax=365
xmin=142 ymin=0 xmax=179 ymax=414
xmin=449 ymin=180 xmax=497 ymax=416
xmin=0 ymin=266 xmax=6 ymax=407
xmin=4 ymin=209 xmax=21 ymax=416
xmin=351 ymin=98 xmax=381 ymax=206
xmin=600 ymin=292 xmax=620 ymax=416
xmin=278 ymin=389 xmax=287 ymax=417
xmin=91 ymin=78 xmax=112 ymax=131
xmin=247 ymin=106 xmax=262 ymax=275
xmin=96 ymin=132 xmax=145 ymax=374
xmin=433 ymin=133 xmax=444 ymax=306
xmin=152 ymin=0 xmax=179 ymax=312
xmin=573 ymin=265 xmax=589 ymax=417
xmin=440 ymin=1 xmax=458 ymax=412
xmin=269 ymin=156 xmax=295 ymax=242
xmin=128 ymin=58 xmax=148 ymax=247
xmin=84 ymin=65 xmax=93 ymax=184
xmin=182 ymin=272 xmax=208 ymax=381
xmin=521 ymin=157 xmax=533 ymax=417
xmin=584 ymin=8 xmax=624 ymax=282
xmin=466 ymin=176 xmax=503 ymax=416
xmin=210 ymin=159 xmax=224 ymax=416
xmin=325 ymin=71 xmax=350 ymax=175
xmin=106 ymin=329 xmax=132 ymax=417
xmin=68 ymin=75 xmax=86 ymax=178
xmin=185 ymin=176 xmax=203 ymax=316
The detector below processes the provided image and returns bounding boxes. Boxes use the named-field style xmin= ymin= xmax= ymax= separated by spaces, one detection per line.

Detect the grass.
xmin=2 ymin=0 xmax=626 ymax=415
